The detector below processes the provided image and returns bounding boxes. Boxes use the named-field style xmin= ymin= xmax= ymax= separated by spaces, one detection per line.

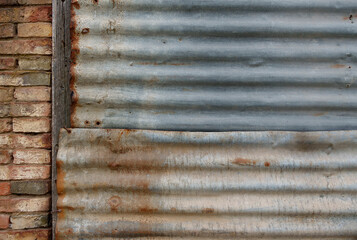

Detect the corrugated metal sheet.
xmin=70 ymin=0 xmax=357 ymax=131
xmin=56 ymin=128 xmax=357 ymax=238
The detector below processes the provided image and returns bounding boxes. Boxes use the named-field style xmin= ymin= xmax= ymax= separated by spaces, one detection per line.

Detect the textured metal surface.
xmin=56 ymin=128 xmax=357 ymax=239
xmin=70 ymin=0 xmax=357 ymax=131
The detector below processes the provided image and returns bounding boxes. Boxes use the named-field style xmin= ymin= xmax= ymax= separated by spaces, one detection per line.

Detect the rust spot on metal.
xmin=92 ymin=0 xmax=98 ymax=4
xmin=64 ymin=128 xmax=72 ymax=134
xmin=56 ymin=160 xmax=66 ymax=195
xmin=81 ymin=28 xmax=90 ymax=34
xmin=139 ymin=207 xmax=158 ymax=213
xmin=202 ymin=208 xmax=214 ymax=214
xmin=95 ymin=120 xmax=102 ymax=126
xmin=233 ymin=158 xmax=256 ymax=166
xmin=313 ymin=112 xmax=326 ymax=117
xmin=264 ymin=162 xmax=271 ymax=167
xmin=331 ymin=64 xmax=346 ymax=69
xmin=108 ymin=196 xmax=121 ymax=211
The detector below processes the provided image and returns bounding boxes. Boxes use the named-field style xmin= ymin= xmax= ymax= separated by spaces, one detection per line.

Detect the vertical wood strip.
xmin=52 ymin=0 xmax=71 ymax=239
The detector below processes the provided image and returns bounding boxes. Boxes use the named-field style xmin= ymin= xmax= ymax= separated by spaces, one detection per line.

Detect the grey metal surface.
xmin=56 ymin=128 xmax=357 ymax=238
xmin=70 ymin=0 xmax=357 ymax=131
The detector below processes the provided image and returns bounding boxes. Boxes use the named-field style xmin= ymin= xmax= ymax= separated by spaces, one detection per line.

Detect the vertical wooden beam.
xmin=52 ymin=0 xmax=71 ymax=239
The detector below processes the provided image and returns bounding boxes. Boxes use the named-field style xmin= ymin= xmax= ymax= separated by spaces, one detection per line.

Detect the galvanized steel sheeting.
xmin=56 ymin=129 xmax=357 ymax=238
xmin=70 ymin=0 xmax=357 ymax=131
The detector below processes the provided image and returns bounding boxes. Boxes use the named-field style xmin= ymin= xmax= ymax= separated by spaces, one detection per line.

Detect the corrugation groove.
xmin=71 ymin=0 xmax=357 ymax=131
xmin=56 ymin=129 xmax=357 ymax=238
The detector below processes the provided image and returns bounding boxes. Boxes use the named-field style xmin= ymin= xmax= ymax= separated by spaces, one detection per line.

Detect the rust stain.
xmin=81 ymin=28 xmax=90 ymax=34
xmin=313 ymin=112 xmax=326 ymax=117
xmin=70 ymin=0 xmax=80 ymax=127
xmin=264 ymin=162 xmax=271 ymax=167
xmin=56 ymin=160 xmax=66 ymax=195
xmin=331 ymin=64 xmax=346 ymax=69
xmin=137 ymin=62 xmax=191 ymax=66
xmin=233 ymin=158 xmax=256 ymax=166
xmin=202 ymin=208 xmax=215 ymax=214
xmin=92 ymin=0 xmax=98 ymax=4
xmin=108 ymin=196 xmax=121 ymax=211
xmin=139 ymin=207 xmax=158 ymax=213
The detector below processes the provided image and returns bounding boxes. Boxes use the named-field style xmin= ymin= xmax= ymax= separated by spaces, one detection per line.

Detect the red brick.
xmin=13 ymin=149 xmax=50 ymax=164
xmin=12 ymin=133 xmax=51 ymax=148
xmin=0 ymin=229 xmax=50 ymax=240
xmin=0 ymin=87 xmax=13 ymax=102
xmin=0 ymin=134 xmax=12 ymax=148
xmin=0 ymin=0 xmax=18 ymax=5
xmin=0 ymin=104 xmax=10 ymax=117
xmin=18 ymin=22 xmax=52 ymax=37
xmin=0 ymin=182 xmax=10 ymax=196
xmin=13 ymin=118 xmax=50 ymax=133
xmin=0 ymin=39 xmax=51 ymax=55
xmin=18 ymin=56 xmax=51 ymax=70
xmin=0 ymin=165 xmax=50 ymax=180
xmin=0 ymin=214 xmax=9 ymax=229
xmin=0 ymin=72 xmax=50 ymax=86
xmin=18 ymin=0 xmax=52 ymax=4
xmin=0 ymin=196 xmax=50 ymax=212
xmin=0 ymin=150 xmax=11 ymax=164
xmin=0 ymin=118 xmax=12 ymax=133
xmin=0 ymin=6 xmax=51 ymax=23
xmin=0 ymin=57 xmax=16 ymax=70
xmin=0 ymin=23 xmax=15 ymax=38
xmin=10 ymin=102 xmax=51 ymax=117
xmin=14 ymin=87 xmax=51 ymax=101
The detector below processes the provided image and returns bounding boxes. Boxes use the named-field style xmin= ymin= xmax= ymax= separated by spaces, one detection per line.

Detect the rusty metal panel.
xmin=70 ymin=0 xmax=357 ymax=131
xmin=56 ymin=128 xmax=357 ymax=238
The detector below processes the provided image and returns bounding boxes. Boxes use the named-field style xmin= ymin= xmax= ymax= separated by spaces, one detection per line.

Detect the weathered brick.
xmin=0 ymin=165 xmax=50 ymax=180
xmin=0 ymin=104 xmax=10 ymax=117
xmin=0 ymin=72 xmax=50 ymax=86
xmin=0 ymin=0 xmax=18 ymax=5
xmin=0 ymin=39 xmax=51 ymax=55
xmin=18 ymin=22 xmax=51 ymax=37
xmin=18 ymin=56 xmax=51 ymax=70
xmin=0 ymin=57 xmax=16 ymax=70
xmin=11 ymin=181 xmax=50 ymax=195
xmin=12 ymin=133 xmax=51 ymax=148
xmin=0 ymin=134 xmax=12 ymax=148
xmin=0 ymin=182 xmax=11 ymax=196
xmin=0 ymin=118 xmax=12 ymax=133
xmin=14 ymin=87 xmax=50 ymax=101
xmin=13 ymin=149 xmax=50 ymax=164
xmin=0 ymin=214 xmax=9 ymax=229
xmin=0 ymin=23 xmax=15 ymax=38
xmin=18 ymin=0 xmax=52 ymax=4
xmin=13 ymin=118 xmax=50 ymax=133
xmin=0 ymin=87 xmax=13 ymax=102
xmin=0 ymin=6 xmax=51 ymax=23
xmin=0 ymin=229 xmax=50 ymax=240
xmin=0 ymin=150 xmax=11 ymax=164
xmin=10 ymin=213 xmax=48 ymax=229
xmin=0 ymin=196 xmax=50 ymax=212
xmin=10 ymin=102 xmax=51 ymax=117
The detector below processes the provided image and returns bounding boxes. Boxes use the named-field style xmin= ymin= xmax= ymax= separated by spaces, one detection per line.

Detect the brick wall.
xmin=0 ymin=0 xmax=51 ymax=239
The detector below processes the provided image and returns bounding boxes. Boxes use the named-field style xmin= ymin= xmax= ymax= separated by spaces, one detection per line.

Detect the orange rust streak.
xmin=264 ymin=162 xmax=271 ymax=167
xmin=233 ymin=158 xmax=256 ymax=166
xmin=331 ymin=64 xmax=346 ymax=69
xmin=202 ymin=208 xmax=215 ymax=214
